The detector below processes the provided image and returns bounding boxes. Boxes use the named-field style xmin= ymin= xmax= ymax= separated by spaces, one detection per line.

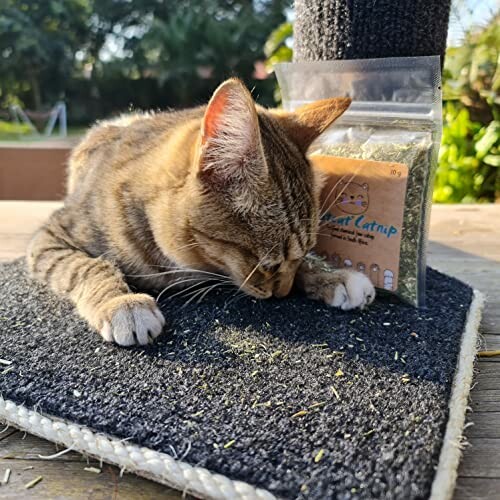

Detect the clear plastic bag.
xmin=275 ymin=57 xmax=442 ymax=307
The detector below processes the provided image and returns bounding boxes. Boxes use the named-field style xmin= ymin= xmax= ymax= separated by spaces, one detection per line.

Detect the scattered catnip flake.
xmin=394 ymin=351 xmax=399 ymax=361
xmin=84 ymin=467 xmax=101 ymax=474
xmin=191 ymin=410 xmax=204 ymax=417
xmin=335 ymin=369 xmax=344 ymax=377
xmin=363 ymin=429 xmax=376 ymax=437
xmin=253 ymin=400 xmax=271 ymax=408
xmin=330 ymin=386 xmax=341 ymax=401
xmin=223 ymin=439 xmax=236 ymax=449
xmin=0 ymin=359 xmax=12 ymax=366
xmin=314 ymin=449 xmax=325 ymax=463
xmin=24 ymin=476 xmax=43 ymax=489
xmin=2 ymin=468 xmax=11 ymax=485
xmin=308 ymin=401 xmax=326 ymax=409
xmin=291 ymin=410 xmax=308 ymax=418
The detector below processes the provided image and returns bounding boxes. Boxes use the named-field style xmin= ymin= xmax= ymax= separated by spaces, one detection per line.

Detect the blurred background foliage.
xmin=0 ymin=0 xmax=498 ymax=201
xmin=436 ymin=14 xmax=499 ymax=202
xmin=0 ymin=0 xmax=289 ymax=120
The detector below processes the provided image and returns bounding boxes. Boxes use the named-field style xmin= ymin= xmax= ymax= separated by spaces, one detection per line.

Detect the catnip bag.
xmin=276 ymin=56 xmax=442 ymax=307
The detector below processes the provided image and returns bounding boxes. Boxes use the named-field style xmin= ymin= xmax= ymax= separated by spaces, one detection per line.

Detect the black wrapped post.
xmin=293 ymin=0 xmax=452 ymax=63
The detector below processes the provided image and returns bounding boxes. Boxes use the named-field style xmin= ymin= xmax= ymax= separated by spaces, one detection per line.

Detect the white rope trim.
xmin=0 ymin=398 xmax=275 ymax=500
xmin=430 ymin=289 xmax=485 ymax=500
xmin=0 ymin=290 xmax=484 ymax=500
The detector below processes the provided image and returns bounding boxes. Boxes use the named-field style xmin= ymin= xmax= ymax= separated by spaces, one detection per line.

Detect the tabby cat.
xmin=27 ymin=79 xmax=375 ymax=346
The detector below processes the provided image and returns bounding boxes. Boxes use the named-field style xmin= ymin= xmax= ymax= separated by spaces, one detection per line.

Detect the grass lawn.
xmin=0 ymin=120 xmax=87 ymax=142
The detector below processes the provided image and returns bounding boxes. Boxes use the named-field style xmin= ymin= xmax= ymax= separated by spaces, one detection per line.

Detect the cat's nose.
xmin=273 ymin=277 xmax=293 ymax=298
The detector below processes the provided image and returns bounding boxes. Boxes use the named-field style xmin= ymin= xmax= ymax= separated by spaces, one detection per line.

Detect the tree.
xmin=99 ymin=0 xmax=289 ymax=107
xmin=0 ymin=0 xmax=90 ymax=109
xmin=0 ymin=0 xmax=290 ymax=116
xmin=435 ymin=15 xmax=499 ymax=202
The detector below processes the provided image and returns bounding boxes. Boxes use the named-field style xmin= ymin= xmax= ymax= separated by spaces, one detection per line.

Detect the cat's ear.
xmin=197 ymin=78 xmax=266 ymax=188
xmin=272 ymin=97 xmax=351 ymax=153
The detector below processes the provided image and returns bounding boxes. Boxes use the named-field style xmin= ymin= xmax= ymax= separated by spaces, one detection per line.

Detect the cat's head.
xmin=186 ymin=79 xmax=350 ymax=299
xmin=335 ymin=181 xmax=369 ymax=215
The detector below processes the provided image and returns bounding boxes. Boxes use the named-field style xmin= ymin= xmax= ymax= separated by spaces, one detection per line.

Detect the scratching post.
xmin=293 ymin=0 xmax=452 ymax=63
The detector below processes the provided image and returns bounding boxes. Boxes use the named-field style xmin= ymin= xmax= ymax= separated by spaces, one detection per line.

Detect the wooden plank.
xmin=472 ymin=362 xmax=500 ymax=391
xmin=478 ymin=335 xmax=500 ymax=361
xmin=0 ymin=201 xmax=61 ymax=234
xmin=454 ymin=477 xmax=500 ymax=500
xmin=0 ymin=459 xmax=182 ymax=500
xmin=458 ymin=439 xmax=500 ymax=478
xmin=0 ymin=202 xmax=61 ymax=263
xmin=0 ymin=429 xmax=17 ymax=443
xmin=0 ymin=431 xmax=89 ymax=462
xmin=0 ymin=147 xmax=69 ymax=200
xmin=469 ymin=391 xmax=500 ymax=413
xmin=466 ymin=413 xmax=500 ymax=438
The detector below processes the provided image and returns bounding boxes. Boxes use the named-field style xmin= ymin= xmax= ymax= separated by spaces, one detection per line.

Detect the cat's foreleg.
xmin=295 ymin=255 xmax=375 ymax=310
xmin=27 ymin=217 xmax=165 ymax=345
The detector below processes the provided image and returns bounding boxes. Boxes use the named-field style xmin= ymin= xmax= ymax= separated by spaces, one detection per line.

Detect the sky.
xmin=447 ymin=0 xmax=498 ymax=46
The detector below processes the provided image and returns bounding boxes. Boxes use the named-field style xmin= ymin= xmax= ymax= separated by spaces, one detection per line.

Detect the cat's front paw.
xmin=299 ymin=268 xmax=375 ymax=310
xmin=98 ymin=294 xmax=165 ymax=346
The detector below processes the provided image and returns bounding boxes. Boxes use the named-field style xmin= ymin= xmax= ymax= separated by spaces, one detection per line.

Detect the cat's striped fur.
xmin=27 ymin=79 xmax=375 ymax=346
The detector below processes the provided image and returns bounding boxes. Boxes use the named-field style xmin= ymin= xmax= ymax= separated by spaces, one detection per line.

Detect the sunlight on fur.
xmin=27 ymin=78 xmax=374 ymax=346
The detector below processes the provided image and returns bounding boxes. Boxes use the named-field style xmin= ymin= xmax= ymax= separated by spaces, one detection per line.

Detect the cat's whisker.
xmin=318 ymin=173 xmax=351 ymax=216
xmin=179 ymin=284 xmax=215 ymax=306
xmin=304 ymin=230 xmax=335 ymax=237
xmin=155 ymin=277 xmax=210 ymax=303
xmin=158 ymin=277 xmax=231 ymax=303
xmin=173 ymin=242 xmax=200 ymax=251
xmin=190 ymin=282 xmax=233 ymax=306
xmin=193 ymin=283 xmax=223 ymax=305
xmin=128 ymin=268 xmax=229 ymax=280
xmin=238 ymin=244 xmax=279 ymax=293
xmin=162 ymin=267 xmax=229 ymax=279
xmin=181 ymin=281 xmax=232 ymax=307
xmin=224 ymin=290 xmax=247 ymax=308
xmin=320 ymin=169 xmax=363 ymax=219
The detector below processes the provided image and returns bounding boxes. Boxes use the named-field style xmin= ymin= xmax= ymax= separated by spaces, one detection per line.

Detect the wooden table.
xmin=0 ymin=202 xmax=499 ymax=499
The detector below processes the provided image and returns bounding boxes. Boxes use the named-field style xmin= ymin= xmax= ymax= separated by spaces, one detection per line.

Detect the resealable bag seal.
xmin=275 ymin=56 xmax=442 ymax=307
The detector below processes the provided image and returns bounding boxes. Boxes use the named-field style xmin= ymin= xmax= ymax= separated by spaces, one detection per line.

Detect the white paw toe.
xmin=331 ymin=283 xmax=348 ymax=308
xmin=341 ymin=271 xmax=375 ymax=310
xmin=100 ymin=299 xmax=165 ymax=346
xmin=326 ymin=271 xmax=375 ymax=310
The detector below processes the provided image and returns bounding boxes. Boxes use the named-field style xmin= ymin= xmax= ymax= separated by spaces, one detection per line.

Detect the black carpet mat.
xmin=0 ymin=259 xmax=473 ymax=499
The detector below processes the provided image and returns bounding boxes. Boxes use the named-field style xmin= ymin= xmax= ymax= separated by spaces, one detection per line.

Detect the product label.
xmin=311 ymin=155 xmax=409 ymax=291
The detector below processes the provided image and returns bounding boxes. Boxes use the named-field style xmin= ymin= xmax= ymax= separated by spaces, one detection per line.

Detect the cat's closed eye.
xmin=261 ymin=263 xmax=281 ymax=274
